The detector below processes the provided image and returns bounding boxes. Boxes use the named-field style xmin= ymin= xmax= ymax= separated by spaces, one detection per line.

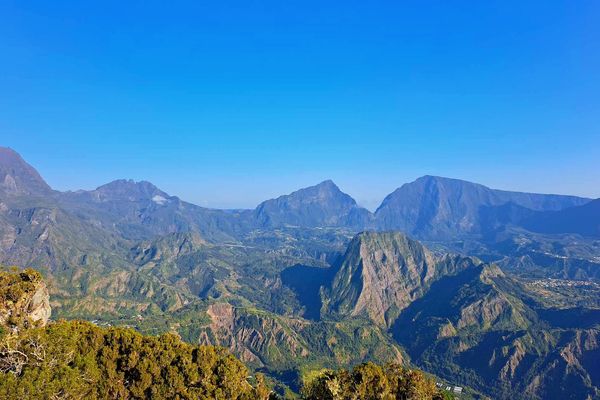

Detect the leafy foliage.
xmin=0 ymin=320 xmax=271 ymax=400
xmin=0 ymin=267 xmax=42 ymax=306
xmin=0 ymin=267 xmax=45 ymax=334
xmin=301 ymin=362 xmax=443 ymax=400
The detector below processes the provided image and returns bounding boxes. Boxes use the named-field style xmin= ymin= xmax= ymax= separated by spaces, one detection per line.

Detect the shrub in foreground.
xmin=0 ymin=320 xmax=270 ymax=400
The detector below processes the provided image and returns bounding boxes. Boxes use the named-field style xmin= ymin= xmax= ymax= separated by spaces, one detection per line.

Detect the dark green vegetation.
xmin=0 ymin=320 xmax=271 ymax=400
xmin=301 ymin=362 xmax=443 ymax=400
xmin=1 ymin=146 xmax=599 ymax=399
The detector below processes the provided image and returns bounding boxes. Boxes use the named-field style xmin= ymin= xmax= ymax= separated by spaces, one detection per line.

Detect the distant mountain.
xmin=3 ymin=146 xmax=596 ymax=242
xmin=91 ymin=179 xmax=170 ymax=202
xmin=374 ymin=175 xmax=590 ymax=239
xmin=58 ymin=179 xmax=244 ymax=242
xmin=0 ymin=147 xmax=52 ymax=196
xmin=253 ymin=180 xmax=373 ymax=229
xmin=522 ymin=198 xmax=600 ymax=237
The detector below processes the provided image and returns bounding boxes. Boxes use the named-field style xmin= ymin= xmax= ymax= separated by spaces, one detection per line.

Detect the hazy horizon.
xmin=3 ymin=145 xmax=596 ymax=212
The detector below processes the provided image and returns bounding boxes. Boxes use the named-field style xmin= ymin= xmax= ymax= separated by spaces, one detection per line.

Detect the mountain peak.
xmin=315 ymin=179 xmax=338 ymax=189
xmin=287 ymin=179 xmax=345 ymax=199
xmin=0 ymin=146 xmax=51 ymax=195
xmin=96 ymin=179 xmax=159 ymax=191
xmin=94 ymin=179 xmax=169 ymax=201
xmin=253 ymin=181 xmax=372 ymax=228
xmin=322 ymin=231 xmax=477 ymax=327
xmin=352 ymin=230 xmax=415 ymax=247
xmin=375 ymin=176 xmax=590 ymax=239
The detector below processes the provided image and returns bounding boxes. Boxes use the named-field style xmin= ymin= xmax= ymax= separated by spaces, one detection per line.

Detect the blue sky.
xmin=1 ymin=1 xmax=599 ymax=209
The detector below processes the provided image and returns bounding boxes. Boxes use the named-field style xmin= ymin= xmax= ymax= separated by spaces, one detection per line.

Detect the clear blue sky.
xmin=1 ymin=1 xmax=599 ymax=209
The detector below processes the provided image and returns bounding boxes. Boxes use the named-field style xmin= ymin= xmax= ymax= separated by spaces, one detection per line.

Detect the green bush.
xmin=301 ymin=362 xmax=444 ymax=400
xmin=0 ymin=267 xmax=42 ymax=305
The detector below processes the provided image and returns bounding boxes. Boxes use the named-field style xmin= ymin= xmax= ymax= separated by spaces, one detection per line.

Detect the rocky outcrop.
xmin=321 ymin=231 xmax=480 ymax=327
xmin=26 ymin=282 xmax=51 ymax=325
xmin=0 ymin=269 xmax=51 ymax=333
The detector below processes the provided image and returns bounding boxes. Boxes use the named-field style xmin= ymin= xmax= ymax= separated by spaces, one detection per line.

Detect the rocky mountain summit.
xmin=322 ymin=231 xmax=480 ymax=327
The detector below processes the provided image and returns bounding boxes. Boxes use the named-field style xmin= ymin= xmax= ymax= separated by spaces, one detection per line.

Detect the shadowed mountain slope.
xmin=521 ymin=198 xmax=600 ymax=237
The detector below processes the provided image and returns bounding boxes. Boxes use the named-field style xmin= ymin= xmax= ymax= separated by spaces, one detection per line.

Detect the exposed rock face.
xmin=26 ymin=281 xmax=51 ymax=325
xmin=389 ymin=261 xmax=600 ymax=400
xmin=322 ymin=231 xmax=479 ymax=327
xmin=316 ymin=232 xmax=598 ymax=398
xmin=0 ymin=269 xmax=51 ymax=332
xmin=200 ymin=302 xmax=310 ymax=366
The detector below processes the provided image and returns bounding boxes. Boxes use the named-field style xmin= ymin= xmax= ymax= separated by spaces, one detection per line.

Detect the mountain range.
xmin=2 ymin=146 xmax=595 ymax=243
xmin=1 ymin=145 xmax=599 ymax=399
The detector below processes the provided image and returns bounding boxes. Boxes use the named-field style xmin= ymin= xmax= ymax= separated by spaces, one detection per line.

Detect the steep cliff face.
xmin=321 ymin=231 xmax=480 ymax=327
xmin=527 ymin=328 xmax=600 ymax=400
xmin=0 ymin=268 xmax=51 ymax=333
